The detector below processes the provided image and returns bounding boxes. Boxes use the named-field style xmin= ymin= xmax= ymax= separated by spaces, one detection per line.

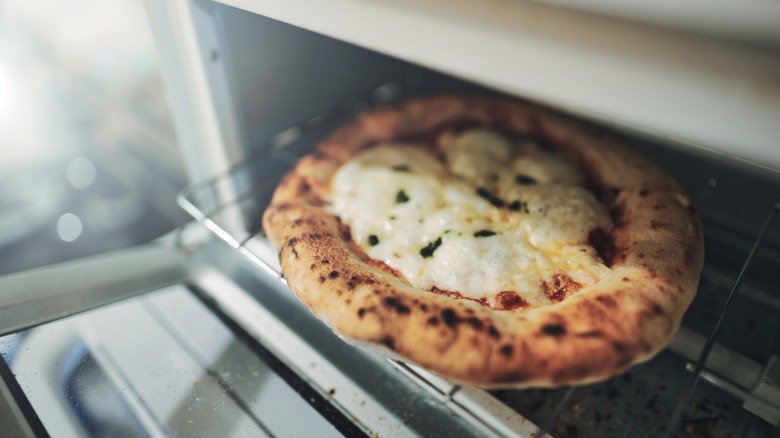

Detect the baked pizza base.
xmin=262 ymin=96 xmax=704 ymax=388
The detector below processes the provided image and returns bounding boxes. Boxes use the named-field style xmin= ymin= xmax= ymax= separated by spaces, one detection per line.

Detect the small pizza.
xmin=262 ymin=96 xmax=703 ymax=387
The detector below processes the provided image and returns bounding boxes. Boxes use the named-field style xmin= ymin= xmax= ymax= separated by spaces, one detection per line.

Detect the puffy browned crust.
xmin=262 ymin=96 xmax=704 ymax=388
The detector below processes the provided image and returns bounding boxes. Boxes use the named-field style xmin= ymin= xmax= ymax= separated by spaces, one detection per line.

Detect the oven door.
xmin=1 ymin=231 xmax=531 ymax=437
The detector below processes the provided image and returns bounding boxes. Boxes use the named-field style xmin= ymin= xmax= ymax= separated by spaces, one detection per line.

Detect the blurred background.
xmin=0 ymin=0 xmax=189 ymax=276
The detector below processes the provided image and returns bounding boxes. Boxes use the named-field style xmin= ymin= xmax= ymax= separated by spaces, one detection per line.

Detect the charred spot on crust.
xmin=622 ymin=277 xmax=630 ymax=282
xmin=595 ymin=295 xmax=617 ymax=308
xmin=336 ymin=221 xmax=353 ymax=242
xmin=295 ymin=180 xmax=313 ymax=198
xmin=541 ymin=324 xmax=566 ymax=337
xmin=588 ymin=228 xmax=616 ymax=265
xmin=357 ymin=308 xmax=366 ymax=318
xmin=437 ymin=308 xmax=484 ymax=330
xmin=651 ymin=303 xmax=664 ymax=315
xmin=383 ymin=297 xmax=411 ymax=315
xmin=612 ymin=341 xmax=627 ymax=353
xmin=427 ymin=316 xmax=440 ymax=326
xmin=488 ymin=326 xmax=501 ymax=339
xmin=318 ymin=275 xmax=325 ymax=283
xmin=328 ymin=271 xmax=340 ymax=279
xmin=441 ymin=309 xmax=457 ymax=327
xmin=465 ymin=317 xmax=484 ymax=330
xmin=499 ymin=345 xmax=514 ymax=357
xmin=346 ymin=275 xmax=374 ymax=290
xmin=381 ymin=337 xmax=395 ymax=350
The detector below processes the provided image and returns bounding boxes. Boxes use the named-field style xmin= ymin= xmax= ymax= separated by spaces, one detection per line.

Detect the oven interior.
xmin=178 ymin=94 xmax=780 ymax=437
xmin=3 ymin=1 xmax=780 ymax=437
xmin=178 ymin=4 xmax=780 ymax=436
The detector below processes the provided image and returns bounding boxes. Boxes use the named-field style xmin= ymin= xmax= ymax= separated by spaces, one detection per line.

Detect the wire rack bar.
xmin=665 ymin=202 xmax=780 ymax=437
xmin=538 ymin=386 xmax=577 ymax=438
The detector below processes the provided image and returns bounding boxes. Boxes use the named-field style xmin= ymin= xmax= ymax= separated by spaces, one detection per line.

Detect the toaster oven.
xmin=2 ymin=0 xmax=780 ymax=436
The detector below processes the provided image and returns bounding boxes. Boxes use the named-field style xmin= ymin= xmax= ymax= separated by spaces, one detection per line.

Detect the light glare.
xmin=56 ymin=213 xmax=82 ymax=242
xmin=66 ymin=157 xmax=96 ymax=189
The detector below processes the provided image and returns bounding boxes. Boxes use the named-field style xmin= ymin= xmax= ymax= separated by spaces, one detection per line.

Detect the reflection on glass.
xmin=0 ymin=0 xmax=187 ymax=276
xmin=56 ymin=213 xmax=82 ymax=242
xmin=66 ymin=157 xmax=96 ymax=189
xmin=0 ymin=285 xmax=341 ymax=437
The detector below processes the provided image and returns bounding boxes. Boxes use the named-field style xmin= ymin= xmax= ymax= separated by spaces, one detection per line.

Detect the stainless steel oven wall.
xmin=146 ymin=0 xmax=415 ymax=184
xmin=214 ymin=5 xmax=413 ymax=156
xmin=148 ymin=0 xmax=780 ymax=185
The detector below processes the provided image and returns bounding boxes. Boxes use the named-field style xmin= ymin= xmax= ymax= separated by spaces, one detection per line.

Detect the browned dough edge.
xmin=262 ymin=96 xmax=704 ymax=388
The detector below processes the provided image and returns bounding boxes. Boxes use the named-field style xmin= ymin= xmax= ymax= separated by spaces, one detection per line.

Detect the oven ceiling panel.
xmin=208 ymin=0 xmax=780 ymax=171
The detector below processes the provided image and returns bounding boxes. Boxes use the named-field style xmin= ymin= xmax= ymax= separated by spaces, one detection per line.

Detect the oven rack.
xmin=177 ymin=90 xmax=780 ymax=437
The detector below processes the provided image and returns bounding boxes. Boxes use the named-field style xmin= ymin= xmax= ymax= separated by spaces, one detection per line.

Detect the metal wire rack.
xmin=178 ymin=88 xmax=780 ymax=437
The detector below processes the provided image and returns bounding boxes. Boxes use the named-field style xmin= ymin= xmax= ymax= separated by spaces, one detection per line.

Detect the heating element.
xmin=178 ymin=86 xmax=780 ymax=437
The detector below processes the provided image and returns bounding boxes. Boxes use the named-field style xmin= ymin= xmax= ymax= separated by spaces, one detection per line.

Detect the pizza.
xmin=262 ymin=96 xmax=703 ymax=388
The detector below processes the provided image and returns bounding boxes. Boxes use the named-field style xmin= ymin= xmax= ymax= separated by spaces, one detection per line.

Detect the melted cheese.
xmin=328 ymin=130 xmax=613 ymax=308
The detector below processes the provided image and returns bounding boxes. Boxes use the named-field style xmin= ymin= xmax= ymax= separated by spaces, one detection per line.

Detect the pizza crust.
xmin=262 ymin=96 xmax=703 ymax=387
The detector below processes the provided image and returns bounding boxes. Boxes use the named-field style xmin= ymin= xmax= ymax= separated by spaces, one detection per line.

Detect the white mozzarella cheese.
xmin=327 ymin=130 xmax=612 ymax=308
